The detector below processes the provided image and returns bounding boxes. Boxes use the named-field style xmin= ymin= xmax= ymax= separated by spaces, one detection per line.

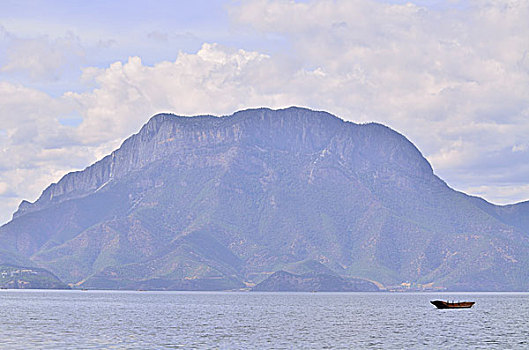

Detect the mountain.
xmin=1 ymin=107 xmax=528 ymax=291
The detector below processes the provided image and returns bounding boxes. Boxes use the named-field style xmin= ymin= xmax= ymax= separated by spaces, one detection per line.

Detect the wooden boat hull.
xmin=430 ymin=300 xmax=475 ymax=309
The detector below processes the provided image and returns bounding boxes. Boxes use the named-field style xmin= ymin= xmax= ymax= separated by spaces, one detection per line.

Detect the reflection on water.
xmin=0 ymin=290 xmax=527 ymax=349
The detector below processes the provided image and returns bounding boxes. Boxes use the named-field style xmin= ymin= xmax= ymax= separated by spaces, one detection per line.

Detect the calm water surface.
xmin=1 ymin=290 xmax=528 ymax=349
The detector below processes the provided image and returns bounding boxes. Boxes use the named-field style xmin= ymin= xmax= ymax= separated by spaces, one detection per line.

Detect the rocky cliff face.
xmin=13 ymin=114 xmax=243 ymax=218
xmin=1 ymin=107 xmax=528 ymax=291
xmin=14 ymin=108 xmax=432 ymax=218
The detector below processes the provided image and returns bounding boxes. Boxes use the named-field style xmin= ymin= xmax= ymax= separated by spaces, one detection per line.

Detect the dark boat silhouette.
xmin=430 ymin=300 xmax=475 ymax=309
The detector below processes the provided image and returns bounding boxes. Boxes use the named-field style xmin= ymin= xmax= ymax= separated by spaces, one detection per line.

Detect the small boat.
xmin=430 ymin=300 xmax=475 ymax=309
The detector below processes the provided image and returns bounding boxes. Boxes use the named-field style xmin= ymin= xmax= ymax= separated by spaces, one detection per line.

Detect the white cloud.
xmin=0 ymin=182 xmax=8 ymax=196
xmin=2 ymin=0 xmax=529 ymax=223
xmin=0 ymin=32 xmax=85 ymax=81
xmin=0 ymin=81 xmax=113 ymax=223
xmin=512 ymin=144 xmax=527 ymax=153
xmin=147 ymin=31 xmax=169 ymax=42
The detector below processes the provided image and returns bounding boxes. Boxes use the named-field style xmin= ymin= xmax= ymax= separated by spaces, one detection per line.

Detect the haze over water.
xmin=1 ymin=290 xmax=527 ymax=349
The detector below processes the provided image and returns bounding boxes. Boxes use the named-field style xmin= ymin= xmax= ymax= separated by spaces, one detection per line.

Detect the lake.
xmin=0 ymin=290 xmax=527 ymax=349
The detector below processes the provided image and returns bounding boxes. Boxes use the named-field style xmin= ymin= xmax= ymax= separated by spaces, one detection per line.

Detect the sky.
xmin=0 ymin=0 xmax=528 ymax=224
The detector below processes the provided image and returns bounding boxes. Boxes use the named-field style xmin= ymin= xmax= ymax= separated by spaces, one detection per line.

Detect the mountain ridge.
xmin=13 ymin=107 xmax=436 ymax=220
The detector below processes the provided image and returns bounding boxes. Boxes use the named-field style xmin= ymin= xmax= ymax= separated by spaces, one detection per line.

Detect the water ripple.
xmin=0 ymin=290 xmax=528 ymax=349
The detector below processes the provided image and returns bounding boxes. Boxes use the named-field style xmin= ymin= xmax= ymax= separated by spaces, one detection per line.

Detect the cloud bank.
xmin=0 ymin=0 xmax=528 ymax=223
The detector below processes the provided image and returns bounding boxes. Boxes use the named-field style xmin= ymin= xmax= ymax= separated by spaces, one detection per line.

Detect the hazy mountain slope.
xmin=471 ymin=198 xmax=529 ymax=235
xmin=1 ymin=107 xmax=528 ymax=291
xmin=251 ymin=270 xmax=379 ymax=292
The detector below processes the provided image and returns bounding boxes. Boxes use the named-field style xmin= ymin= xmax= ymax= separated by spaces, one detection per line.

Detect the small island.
xmin=0 ymin=265 xmax=69 ymax=289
